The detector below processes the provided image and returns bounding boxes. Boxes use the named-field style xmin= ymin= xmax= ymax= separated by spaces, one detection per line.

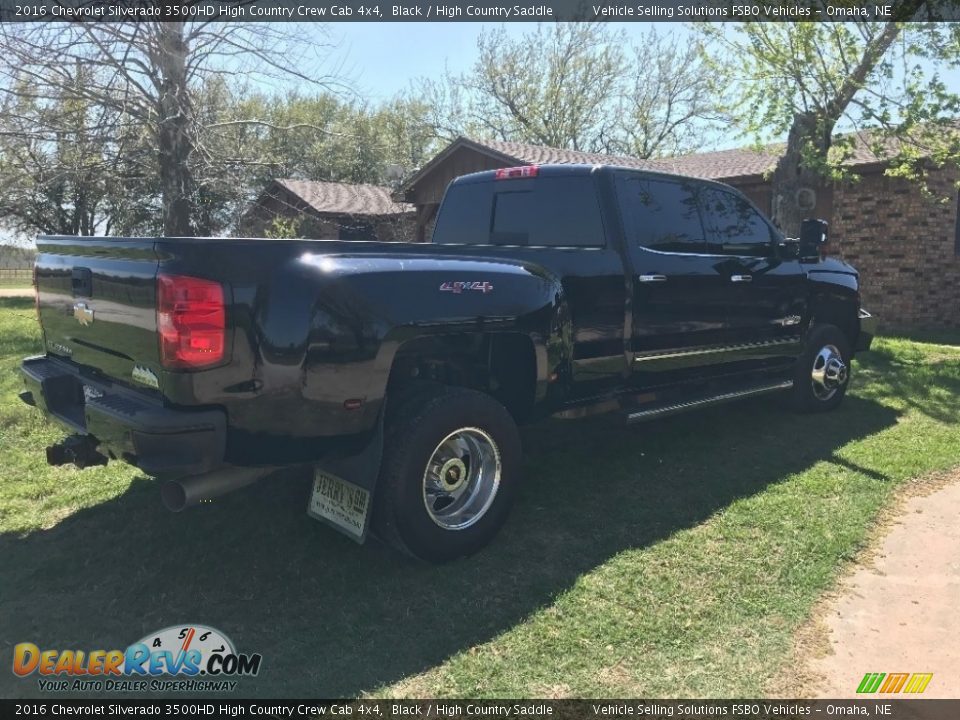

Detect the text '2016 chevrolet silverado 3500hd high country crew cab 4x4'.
xmin=19 ymin=164 xmax=875 ymax=562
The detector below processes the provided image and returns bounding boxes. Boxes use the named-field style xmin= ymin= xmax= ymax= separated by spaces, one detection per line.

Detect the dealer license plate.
xmin=307 ymin=470 xmax=371 ymax=542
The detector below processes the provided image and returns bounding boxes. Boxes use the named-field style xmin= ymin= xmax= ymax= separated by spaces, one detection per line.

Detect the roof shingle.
xmin=276 ymin=179 xmax=414 ymax=216
xmin=453 ymin=132 xmax=900 ymax=182
xmin=476 ymin=138 xmax=654 ymax=169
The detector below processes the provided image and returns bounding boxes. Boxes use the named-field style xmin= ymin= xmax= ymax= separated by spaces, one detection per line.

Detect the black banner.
xmin=3 ymin=700 xmax=960 ymax=720
xmin=1 ymin=0 xmax=959 ymax=23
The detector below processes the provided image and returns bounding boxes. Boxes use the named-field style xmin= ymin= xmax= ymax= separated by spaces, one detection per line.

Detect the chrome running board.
xmin=633 ymin=337 xmax=799 ymax=363
xmin=625 ymin=380 xmax=793 ymax=423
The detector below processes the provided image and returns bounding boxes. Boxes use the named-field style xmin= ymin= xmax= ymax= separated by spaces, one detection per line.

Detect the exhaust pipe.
xmin=160 ymin=466 xmax=274 ymax=512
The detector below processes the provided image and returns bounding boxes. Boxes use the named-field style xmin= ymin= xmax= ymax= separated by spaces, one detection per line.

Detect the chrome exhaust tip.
xmin=160 ymin=466 xmax=274 ymax=512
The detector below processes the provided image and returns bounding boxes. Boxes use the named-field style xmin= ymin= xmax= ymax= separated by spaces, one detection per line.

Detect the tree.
xmin=219 ymin=90 xmax=440 ymax=185
xmin=368 ymin=96 xmax=439 ymax=182
xmin=0 ymin=21 xmax=342 ymax=236
xmin=415 ymin=23 xmax=719 ymax=158
xmin=612 ymin=27 xmax=723 ymax=159
xmin=468 ymin=23 xmax=622 ymax=151
xmin=207 ymin=89 xmax=441 ymax=236
xmin=701 ymin=5 xmax=960 ymax=235
xmin=0 ymin=244 xmax=37 ymax=269
xmin=0 ymin=64 xmax=155 ymax=237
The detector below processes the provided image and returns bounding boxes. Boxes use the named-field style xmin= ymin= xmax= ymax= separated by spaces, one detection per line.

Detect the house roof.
xmin=649 ymin=146 xmax=781 ymax=180
xmin=397 ymin=133 xmax=902 ymax=199
xmin=648 ymin=132 xmax=905 ymax=180
xmin=478 ymin=139 xmax=791 ymax=180
xmin=274 ymin=179 xmax=414 ymax=216
xmin=474 ymin=138 xmax=654 ymax=169
xmin=395 ymin=137 xmax=651 ymax=198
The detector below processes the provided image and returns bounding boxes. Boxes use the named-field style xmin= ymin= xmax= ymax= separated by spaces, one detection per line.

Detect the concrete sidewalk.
xmin=0 ymin=288 xmax=33 ymax=298
xmin=803 ymin=472 xmax=960 ymax=699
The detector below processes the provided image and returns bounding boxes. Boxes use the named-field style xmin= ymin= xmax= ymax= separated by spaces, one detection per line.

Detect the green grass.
xmin=0 ymin=280 xmax=31 ymax=290
xmin=1 ymin=294 xmax=959 ymax=699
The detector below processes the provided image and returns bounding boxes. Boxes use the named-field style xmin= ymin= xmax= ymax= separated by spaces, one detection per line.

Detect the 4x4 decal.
xmin=440 ymin=281 xmax=494 ymax=294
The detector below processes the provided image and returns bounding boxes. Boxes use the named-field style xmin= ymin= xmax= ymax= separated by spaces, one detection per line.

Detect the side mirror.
xmin=799 ymin=218 xmax=828 ymax=259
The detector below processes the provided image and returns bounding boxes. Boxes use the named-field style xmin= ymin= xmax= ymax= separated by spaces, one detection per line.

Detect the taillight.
xmin=495 ymin=165 xmax=538 ymax=180
xmin=157 ymin=274 xmax=225 ymax=369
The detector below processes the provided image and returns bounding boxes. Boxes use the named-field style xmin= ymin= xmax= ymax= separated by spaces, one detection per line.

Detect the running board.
xmin=625 ymin=380 xmax=793 ymax=424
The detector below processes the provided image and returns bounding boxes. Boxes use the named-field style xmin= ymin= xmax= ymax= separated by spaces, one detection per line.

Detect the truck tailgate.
xmin=36 ymin=237 xmax=161 ymax=386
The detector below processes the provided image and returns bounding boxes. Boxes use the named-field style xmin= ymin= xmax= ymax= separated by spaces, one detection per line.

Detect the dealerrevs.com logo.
xmin=13 ymin=624 xmax=262 ymax=693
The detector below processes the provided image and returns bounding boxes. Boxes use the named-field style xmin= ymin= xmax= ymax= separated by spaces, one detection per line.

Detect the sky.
xmin=326 ymin=22 xmax=696 ymax=101
xmin=333 ymin=22 xmax=539 ymax=100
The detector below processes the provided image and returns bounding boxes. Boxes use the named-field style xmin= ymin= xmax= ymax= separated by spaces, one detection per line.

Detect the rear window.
xmin=433 ymin=175 xmax=604 ymax=247
xmin=431 ymin=181 xmax=493 ymax=246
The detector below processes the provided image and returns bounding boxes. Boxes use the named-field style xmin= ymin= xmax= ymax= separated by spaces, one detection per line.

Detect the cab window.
xmin=701 ymin=188 xmax=775 ymax=256
xmin=431 ymin=182 xmax=493 ymax=246
xmin=615 ymin=175 xmax=708 ymax=254
xmin=433 ymin=175 xmax=604 ymax=247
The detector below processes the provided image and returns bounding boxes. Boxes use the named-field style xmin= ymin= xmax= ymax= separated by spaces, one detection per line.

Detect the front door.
xmin=615 ymin=173 xmax=740 ymax=383
xmin=699 ymin=187 xmax=805 ymax=363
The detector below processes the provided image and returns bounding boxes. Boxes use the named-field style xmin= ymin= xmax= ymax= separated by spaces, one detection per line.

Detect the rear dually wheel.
xmin=373 ymin=386 xmax=522 ymax=562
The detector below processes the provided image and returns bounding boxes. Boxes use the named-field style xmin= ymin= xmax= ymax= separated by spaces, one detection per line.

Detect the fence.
xmin=0 ymin=268 xmax=32 ymax=285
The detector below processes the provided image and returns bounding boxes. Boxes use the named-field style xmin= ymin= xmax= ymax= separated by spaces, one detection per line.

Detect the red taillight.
xmin=494 ymin=165 xmax=538 ymax=180
xmin=157 ymin=274 xmax=225 ymax=369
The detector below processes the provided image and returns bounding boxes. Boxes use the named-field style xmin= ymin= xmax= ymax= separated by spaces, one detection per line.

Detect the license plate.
xmin=307 ymin=470 xmax=371 ymax=542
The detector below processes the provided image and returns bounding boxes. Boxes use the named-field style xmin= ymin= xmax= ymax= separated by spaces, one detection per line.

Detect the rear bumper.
xmin=19 ymin=356 xmax=225 ymax=477
xmin=856 ymin=309 xmax=876 ymax=353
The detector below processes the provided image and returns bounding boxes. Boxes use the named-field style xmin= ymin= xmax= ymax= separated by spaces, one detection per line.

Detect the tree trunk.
xmin=769 ymin=112 xmax=832 ymax=238
xmin=155 ymin=21 xmax=194 ymax=237
xmin=769 ymin=21 xmax=908 ymax=239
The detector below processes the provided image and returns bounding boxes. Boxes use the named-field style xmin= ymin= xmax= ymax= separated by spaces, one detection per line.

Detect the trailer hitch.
xmin=46 ymin=435 xmax=108 ymax=469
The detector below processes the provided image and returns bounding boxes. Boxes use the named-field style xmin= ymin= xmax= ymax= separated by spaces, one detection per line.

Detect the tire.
xmin=790 ymin=324 xmax=852 ymax=413
xmin=373 ymin=386 xmax=522 ymax=562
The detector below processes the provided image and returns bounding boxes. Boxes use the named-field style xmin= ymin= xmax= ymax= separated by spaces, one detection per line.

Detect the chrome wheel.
xmin=422 ymin=427 xmax=501 ymax=531
xmin=811 ymin=344 xmax=848 ymax=401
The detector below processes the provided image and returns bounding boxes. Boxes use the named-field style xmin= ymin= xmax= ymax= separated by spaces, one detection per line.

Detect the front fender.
xmin=805 ymin=266 xmax=861 ymax=347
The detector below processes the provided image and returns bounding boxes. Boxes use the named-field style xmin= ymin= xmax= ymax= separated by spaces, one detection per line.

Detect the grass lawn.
xmin=1 ymin=294 xmax=959 ymax=699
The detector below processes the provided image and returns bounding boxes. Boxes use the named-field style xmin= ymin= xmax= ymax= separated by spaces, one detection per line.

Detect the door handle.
xmin=638 ymin=274 xmax=668 ymax=283
xmin=730 ymin=274 xmax=752 ymax=283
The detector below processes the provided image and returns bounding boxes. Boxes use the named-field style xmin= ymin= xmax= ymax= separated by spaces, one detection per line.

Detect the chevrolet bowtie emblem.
xmin=73 ymin=302 xmax=95 ymax=326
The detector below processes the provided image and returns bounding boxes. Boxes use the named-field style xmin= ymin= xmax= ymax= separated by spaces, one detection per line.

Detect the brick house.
xmin=395 ymin=136 xmax=960 ymax=330
xmin=245 ymin=179 xmax=415 ymax=242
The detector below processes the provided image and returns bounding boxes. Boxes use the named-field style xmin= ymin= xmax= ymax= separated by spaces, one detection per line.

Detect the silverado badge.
xmin=73 ymin=302 xmax=95 ymax=326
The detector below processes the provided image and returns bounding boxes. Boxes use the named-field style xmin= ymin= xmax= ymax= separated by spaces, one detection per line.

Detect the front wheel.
xmin=790 ymin=324 xmax=852 ymax=413
xmin=373 ymin=387 xmax=522 ymax=562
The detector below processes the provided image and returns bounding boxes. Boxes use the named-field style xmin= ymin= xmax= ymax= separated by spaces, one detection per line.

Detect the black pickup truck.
xmin=20 ymin=164 xmax=875 ymax=561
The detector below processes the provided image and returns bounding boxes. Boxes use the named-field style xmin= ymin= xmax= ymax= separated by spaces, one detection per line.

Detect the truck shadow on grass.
xmin=0 ymin=393 xmax=899 ymax=698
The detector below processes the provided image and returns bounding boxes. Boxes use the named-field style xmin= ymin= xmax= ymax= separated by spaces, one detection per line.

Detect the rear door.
xmin=36 ymin=237 xmax=161 ymax=385
xmin=432 ymin=169 xmax=627 ymax=397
